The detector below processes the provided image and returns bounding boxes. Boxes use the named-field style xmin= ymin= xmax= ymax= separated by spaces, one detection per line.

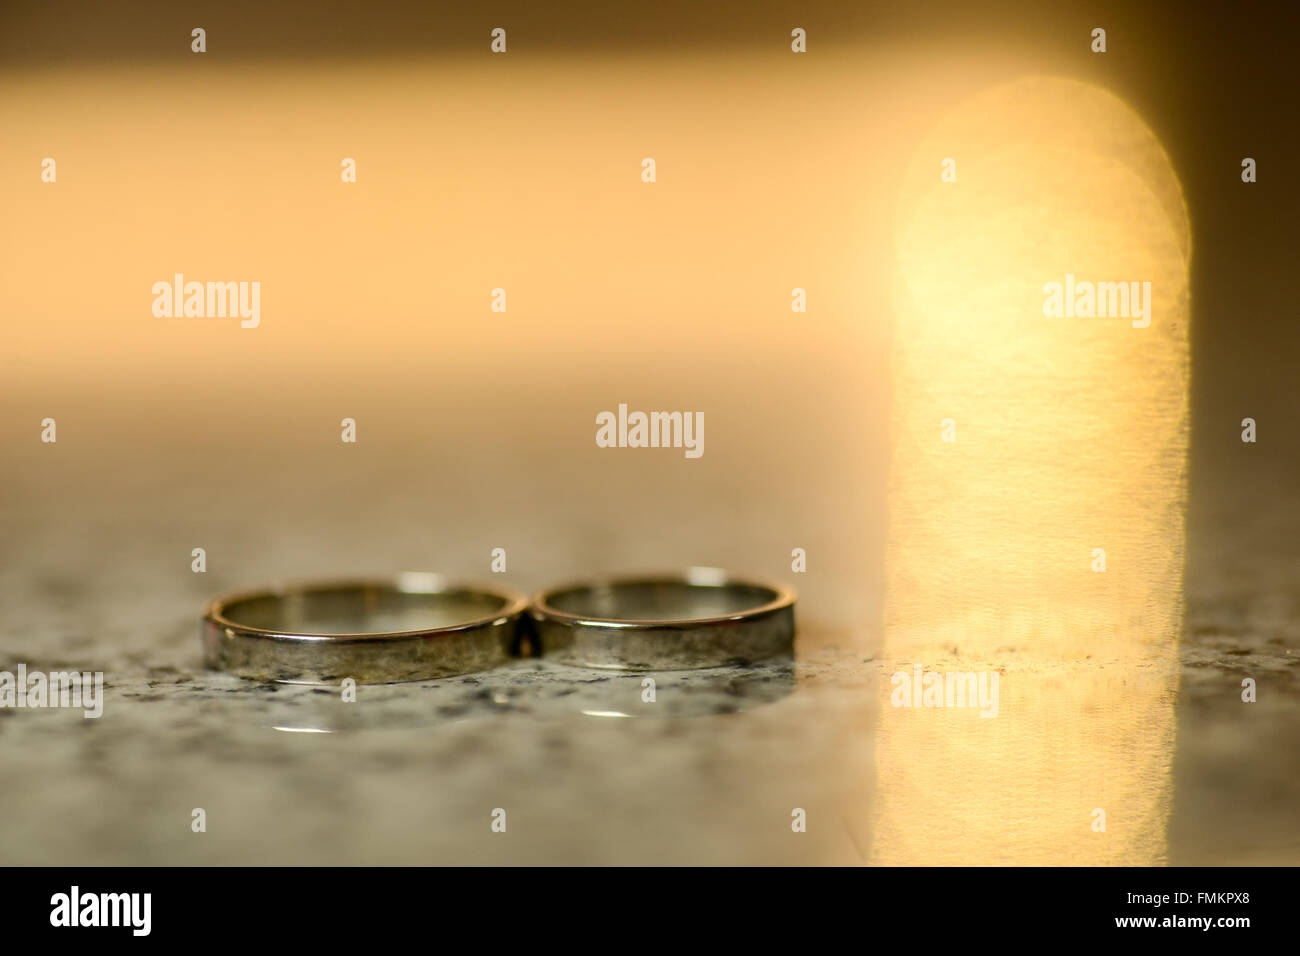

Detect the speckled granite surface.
xmin=1 ymin=452 xmax=1295 ymax=865
xmin=0 ymin=633 xmax=875 ymax=865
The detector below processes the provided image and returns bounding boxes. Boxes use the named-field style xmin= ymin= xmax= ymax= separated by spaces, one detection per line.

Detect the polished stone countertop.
xmin=1 ymin=466 xmax=1295 ymax=865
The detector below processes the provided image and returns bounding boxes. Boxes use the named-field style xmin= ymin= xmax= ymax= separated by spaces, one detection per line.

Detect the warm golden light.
xmin=874 ymin=77 xmax=1189 ymax=864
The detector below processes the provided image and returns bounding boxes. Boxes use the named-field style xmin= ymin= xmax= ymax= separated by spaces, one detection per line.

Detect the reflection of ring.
xmin=531 ymin=568 xmax=796 ymax=670
xmin=201 ymin=574 xmax=527 ymax=684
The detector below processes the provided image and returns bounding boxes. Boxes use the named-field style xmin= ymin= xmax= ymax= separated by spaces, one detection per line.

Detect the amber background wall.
xmin=4 ymin=0 xmax=1296 ymax=621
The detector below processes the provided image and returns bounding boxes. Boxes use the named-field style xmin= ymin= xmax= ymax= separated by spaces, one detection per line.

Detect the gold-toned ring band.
xmin=530 ymin=568 xmax=796 ymax=670
xmin=201 ymin=574 xmax=527 ymax=684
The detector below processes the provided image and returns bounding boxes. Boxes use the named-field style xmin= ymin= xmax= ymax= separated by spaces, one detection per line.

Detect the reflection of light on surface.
xmin=874 ymin=78 xmax=1189 ymax=864
xmin=581 ymin=710 xmax=634 ymax=719
xmin=272 ymin=725 xmax=333 ymax=734
xmin=397 ymin=571 xmax=447 ymax=593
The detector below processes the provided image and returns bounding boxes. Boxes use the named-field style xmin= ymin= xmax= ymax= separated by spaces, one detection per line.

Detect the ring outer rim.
xmin=202 ymin=575 xmax=530 ymax=645
xmin=529 ymin=571 xmax=797 ymax=630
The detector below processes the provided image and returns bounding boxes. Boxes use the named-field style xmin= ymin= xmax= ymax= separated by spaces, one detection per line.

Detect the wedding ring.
xmin=201 ymin=574 xmax=527 ymax=684
xmin=531 ymin=569 xmax=795 ymax=670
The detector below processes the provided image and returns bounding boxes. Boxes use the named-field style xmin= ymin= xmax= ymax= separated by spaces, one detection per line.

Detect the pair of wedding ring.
xmin=201 ymin=570 xmax=795 ymax=684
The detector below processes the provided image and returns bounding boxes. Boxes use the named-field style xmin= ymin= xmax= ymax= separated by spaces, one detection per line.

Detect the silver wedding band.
xmin=201 ymin=574 xmax=527 ymax=684
xmin=203 ymin=569 xmax=796 ymax=680
xmin=530 ymin=569 xmax=796 ymax=670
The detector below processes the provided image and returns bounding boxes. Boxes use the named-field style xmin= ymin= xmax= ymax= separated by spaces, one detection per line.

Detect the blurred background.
xmin=1 ymin=0 xmax=1296 ymax=865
